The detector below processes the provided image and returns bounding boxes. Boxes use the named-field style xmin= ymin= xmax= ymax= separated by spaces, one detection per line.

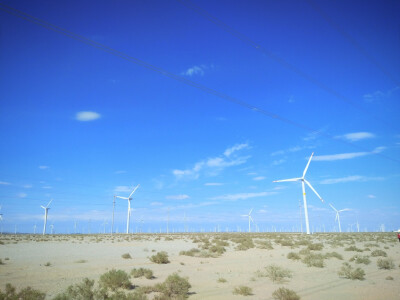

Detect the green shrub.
xmin=377 ymin=258 xmax=395 ymax=270
xmin=131 ymin=268 xmax=154 ymax=279
xmin=349 ymin=255 xmax=370 ymax=265
xmin=53 ymin=278 xmax=97 ymax=300
xmin=262 ymin=264 xmax=292 ymax=283
xmin=156 ymin=273 xmax=191 ymax=298
xmin=255 ymin=240 xmax=274 ymax=249
xmin=179 ymin=248 xmax=200 ymax=257
xmin=122 ymin=253 xmax=132 ymax=259
xmin=272 ymin=287 xmax=300 ymax=300
xmin=338 ymin=262 xmax=365 ymax=280
xmin=302 ymin=253 xmax=324 ymax=268
xmin=0 ymin=283 xmax=46 ymax=300
xmin=150 ymin=251 xmax=170 ymax=264
xmin=232 ymin=285 xmax=252 ymax=296
xmin=99 ymin=269 xmax=131 ymax=291
xmin=44 ymin=262 xmax=51 ymax=266
xmin=386 ymin=276 xmax=394 ymax=280
xmin=371 ymin=249 xmax=387 ymax=257
xmin=217 ymin=277 xmax=227 ymax=283
xmin=287 ymin=252 xmax=301 ymax=260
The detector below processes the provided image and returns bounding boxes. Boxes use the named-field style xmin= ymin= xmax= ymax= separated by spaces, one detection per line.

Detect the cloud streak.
xmin=75 ymin=111 xmax=101 ymax=121
xmin=336 ymin=132 xmax=375 ymax=142
xmin=166 ymin=194 xmax=190 ymax=200
xmin=313 ymin=147 xmax=385 ymax=161
xmin=320 ymin=175 xmax=384 ymax=184
xmin=210 ymin=191 xmax=276 ymax=201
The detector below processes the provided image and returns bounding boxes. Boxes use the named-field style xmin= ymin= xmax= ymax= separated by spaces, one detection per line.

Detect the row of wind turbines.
xmin=36 ymin=153 xmax=351 ymax=235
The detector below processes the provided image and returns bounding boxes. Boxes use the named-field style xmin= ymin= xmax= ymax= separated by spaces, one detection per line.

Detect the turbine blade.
xmin=249 ymin=208 xmax=253 ymax=215
xmin=46 ymin=199 xmax=53 ymax=208
xmin=116 ymin=196 xmax=128 ymax=200
xmin=129 ymin=184 xmax=140 ymax=198
xmin=329 ymin=203 xmax=338 ymax=212
xmin=250 ymin=216 xmax=254 ymax=223
xmin=273 ymin=178 xmax=302 ymax=183
xmin=335 ymin=213 xmax=338 ymax=222
xmin=303 ymin=152 xmax=314 ymax=178
xmin=339 ymin=208 xmax=351 ymax=212
xmin=304 ymin=179 xmax=323 ymax=202
xmin=41 ymin=206 xmax=46 ymax=209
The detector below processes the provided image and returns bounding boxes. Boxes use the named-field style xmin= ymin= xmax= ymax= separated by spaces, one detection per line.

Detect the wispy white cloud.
xmin=363 ymin=86 xmax=399 ymax=102
xmin=272 ymin=159 xmax=286 ymax=166
xmin=367 ymin=194 xmax=376 ymax=199
xmin=271 ymin=145 xmax=313 ymax=156
xmin=151 ymin=202 xmax=163 ymax=206
xmin=204 ymin=182 xmax=223 ymax=186
xmin=114 ymin=186 xmax=132 ymax=193
xmin=75 ymin=111 xmax=101 ymax=121
xmin=210 ymin=191 xmax=276 ymax=201
xmin=23 ymin=184 xmax=33 ymax=188
xmin=0 ymin=181 xmax=11 ymax=185
xmin=258 ymin=209 xmax=268 ymax=213
xmin=181 ymin=64 xmax=214 ymax=77
xmin=173 ymin=143 xmax=250 ymax=179
xmin=17 ymin=192 xmax=27 ymax=198
xmin=320 ymin=175 xmax=384 ymax=184
xmin=313 ymin=147 xmax=385 ymax=161
xmin=336 ymin=132 xmax=375 ymax=142
xmin=166 ymin=194 xmax=190 ymax=200
xmin=39 ymin=165 xmax=49 ymax=170
xmin=42 ymin=186 xmax=52 ymax=189
xmin=253 ymin=176 xmax=266 ymax=181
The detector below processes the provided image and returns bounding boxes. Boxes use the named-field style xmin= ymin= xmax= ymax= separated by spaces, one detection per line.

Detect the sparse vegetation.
xmin=131 ymin=268 xmax=154 ymax=279
xmin=338 ymin=262 xmax=365 ymax=280
xmin=122 ymin=253 xmax=132 ymax=259
xmin=377 ymin=258 xmax=395 ymax=270
xmin=349 ymin=255 xmax=371 ymax=265
xmin=272 ymin=287 xmax=300 ymax=300
xmin=150 ymin=251 xmax=170 ymax=264
xmin=44 ymin=262 xmax=51 ymax=267
xmin=302 ymin=253 xmax=324 ymax=268
xmin=287 ymin=252 xmax=301 ymax=260
xmin=307 ymin=243 xmax=323 ymax=251
xmin=217 ymin=277 xmax=227 ymax=283
xmin=371 ymin=249 xmax=387 ymax=257
xmin=386 ymin=276 xmax=394 ymax=280
xmin=155 ymin=273 xmax=191 ymax=299
xmin=324 ymin=252 xmax=343 ymax=260
xmin=75 ymin=259 xmax=87 ymax=263
xmin=344 ymin=246 xmax=363 ymax=252
xmin=258 ymin=264 xmax=292 ymax=283
xmin=232 ymin=285 xmax=253 ymax=296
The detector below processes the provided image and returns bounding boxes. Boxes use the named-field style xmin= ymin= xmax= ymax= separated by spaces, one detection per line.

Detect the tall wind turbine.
xmin=116 ymin=184 xmax=139 ymax=234
xmin=273 ymin=152 xmax=324 ymax=235
xmin=241 ymin=208 xmax=254 ymax=232
xmin=329 ymin=203 xmax=350 ymax=233
xmin=41 ymin=199 xmax=52 ymax=235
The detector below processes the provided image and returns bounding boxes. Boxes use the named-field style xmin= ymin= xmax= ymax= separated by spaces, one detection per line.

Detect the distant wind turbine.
xmin=273 ymin=152 xmax=324 ymax=235
xmin=41 ymin=199 xmax=52 ymax=235
xmin=116 ymin=184 xmax=140 ymax=234
xmin=241 ymin=208 xmax=254 ymax=233
xmin=328 ymin=203 xmax=350 ymax=233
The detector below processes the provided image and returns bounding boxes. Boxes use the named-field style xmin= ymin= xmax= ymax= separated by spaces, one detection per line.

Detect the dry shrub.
xmin=349 ymin=255 xmax=370 ymax=265
xmin=131 ymin=268 xmax=154 ymax=279
xmin=99 ymin=269 xmax=131 ymax=291
xmin=344 ymin=246 xmax=363 ymax=252
xmin=272 ymin=287 xmax=300 ymax=300
xmin=371 ymin=249 xmax=387 ymax=257
xmin=324 ymin=252 xmax=343 ymax=260
xmin=122 ymin=253 xmax=132 ymax=259
xmin=302 ymin=253 xmax=324 ymax=268
xmin=0 ymin=283 xmax=46 ymax=300
xmin=307 ymin=243 xmax=323 ymax=251
xmin=377 ymin=258 xmax=395 ymax=270
xmin=287 ymin=252 xmax=301 ymax=260
xmin=262 ymin=264 xmax=292 ymax=283
xmin=338 ymin=262 xmax=365 ymax=280
xmin=155 ymin=273 xmax=191 ymax=299
xmin=232 ymin=285 xmax=252 ymax=296
xmin=150 ymin=251 xmax=170 ymax=264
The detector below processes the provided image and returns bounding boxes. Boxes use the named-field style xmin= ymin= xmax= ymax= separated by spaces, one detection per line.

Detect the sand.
xmin=0 ymin=233 xmax=399 ymax=299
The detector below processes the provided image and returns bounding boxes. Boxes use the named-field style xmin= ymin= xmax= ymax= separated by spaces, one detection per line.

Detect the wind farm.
xmin=0 ymin=0 xmax=399 ymax=299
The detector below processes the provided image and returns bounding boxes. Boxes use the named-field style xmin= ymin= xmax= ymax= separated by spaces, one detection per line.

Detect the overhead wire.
xmin=0 ymin=2 xmax=399 ymax=165
xmin=176 ymin=0 xmax=398 ymax=130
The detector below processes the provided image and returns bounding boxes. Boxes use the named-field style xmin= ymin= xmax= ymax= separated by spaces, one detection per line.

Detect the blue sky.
xmin=0 ymin=0 xmax=399 ymax=234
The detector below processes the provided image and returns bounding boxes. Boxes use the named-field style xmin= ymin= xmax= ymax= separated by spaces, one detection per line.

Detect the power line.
xmin=305 ymin=0 xmax=400 ymax=87
xmin=0 ymin=3 xmax=399 ymax=164
xmin=176 ymin=0 xmax=397 ymax=130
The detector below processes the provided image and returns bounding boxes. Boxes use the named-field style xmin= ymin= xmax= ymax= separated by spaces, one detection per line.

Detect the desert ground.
xmin=0 ymin=232 xmax=399 ymax=299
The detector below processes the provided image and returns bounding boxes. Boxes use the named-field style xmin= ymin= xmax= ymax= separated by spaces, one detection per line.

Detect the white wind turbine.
xmin=41 ymin=199 xmax=52 ymax=235
xmin=241 ymin=208 xmax=254 ymax=233
xmin=116 ymin=184 xmax=139 ymax=234
xmin=273 ymin=152 xmax=324 ymax=235
xmin=328 ymin=203 xmax=350 ymax=233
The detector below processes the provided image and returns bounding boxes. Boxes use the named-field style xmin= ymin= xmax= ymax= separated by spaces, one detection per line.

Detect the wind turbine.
xmin=241 ymin=208 xmax=254 ymax=232
xmin=116 ymin=184 xmax=139 ymax=234
xmin=328 ymin=203 xmax=350 ymax=233
xmin=41 ymin=199 xmax=52 ymax=235
xmin=273 ymin=152 xmax=324 ymax=235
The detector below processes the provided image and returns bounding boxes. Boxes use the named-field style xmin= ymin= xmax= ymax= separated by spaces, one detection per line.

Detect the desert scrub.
xmin=255 ymin=240 xmax=274 ymax=250
xmin=74 ymin=259 xmax=87 ymax=263
xmin=0 ymin=283 xmax=46 ymax=300
xmin=156 ymin=273 xmax=191 ymax=299
xmin=232 ymin=285 xmax=253 ymax=296
xmin=307 ymin=243 xmax=323 ymax=251
xmin=386 ymin=276 xmax=394 ymax=280
xmin=371 ymin=249 xmax=387 ymax=257
xmin=338 ymin=262 xmax=365 ymax=280
xmin=302 ymin=253 xmax=324 ymax=268
xmin=179 ymin=248 xmax=201 ymax=257
xmin=99 ymin=269 xmax=131 ymax=291
xmin=287 ymin=252 xmax=301 ymax=260
xmin=377 ymin=258 xmax=395 ymax=270
xmin=344 ymin=246 xmax=363 ymax=252
xmin=217 ymin=277 xmax=227 ymax=283
xmin=349 ymin=255 xmax=371 ymax=265
xmin=131 ymin=268 xmax=154 ymax=279
xmin=53 ymin=278 xmax=97 ymax=300
xmin=150 ymin=251 xmax=170 ymax=264
xmin=122 ymin=253 xmax=132 ymax=259
xmin=259 ymin=264 xmax=292 ymax=283
xmin=44 ymin=262 xmax=51 ymax=267
xmin=272 ymin=287 xmax=300 ymax=300
xmin=324 ymin=252 xmax=343 ymax=260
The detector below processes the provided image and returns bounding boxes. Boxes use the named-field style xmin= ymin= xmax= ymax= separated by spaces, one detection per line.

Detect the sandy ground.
xmin=0 ymin=233 xmax=399 ymax=299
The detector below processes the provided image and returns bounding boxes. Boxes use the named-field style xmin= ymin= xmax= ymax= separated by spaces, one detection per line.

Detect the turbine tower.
xmin=116 ymin=184 xmax=139 ymax=234
xmin=273 ymin=152 xmax=324 ymax=235
xmin=328 ymin=203 xmax=350 ymax=233
xmin=241 ymin=208 xmax=254 ymax=232
xmin=41 ymin=199 xmax=52 ymax=235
